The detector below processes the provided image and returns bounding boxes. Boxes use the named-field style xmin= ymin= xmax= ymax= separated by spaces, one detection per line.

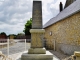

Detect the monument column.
xmin=31 ymin=0 xmax=44 ymax=48
xmin=32 ymin=0 xmax=42 ymax=29
xmin=21 ymin=0 xmax=53 ymax=60
xmin=28 ymin=0 xmax=46 ymax=54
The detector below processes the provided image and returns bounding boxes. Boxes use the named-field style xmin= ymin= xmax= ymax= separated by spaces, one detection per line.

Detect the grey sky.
xmin=0 ymin=0 xmax=66 ymax=35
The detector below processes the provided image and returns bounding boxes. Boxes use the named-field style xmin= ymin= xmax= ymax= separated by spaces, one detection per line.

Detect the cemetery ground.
xmin=0 ymin=41 xmax=71 ymax=60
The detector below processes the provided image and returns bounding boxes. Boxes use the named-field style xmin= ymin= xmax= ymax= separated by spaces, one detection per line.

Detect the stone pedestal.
xmin=28 ymin=48 xmax=46 ymax=54
xmin=28 ymin=29 xmax=46 ymax=54
xmin=21 ymin=51 xmax=53 ymax=60
xmin=21 ymin=0 xmax=53 ymax=60
xmin=74 ymin=51 xmax=80 ymax=60
xmin=30 ymin=29 xmax=45 ymax=48
xmin=72 ymin=51 xmax=80 ymax=60
xmin=21 ymin=29 xmax=53 ymax=60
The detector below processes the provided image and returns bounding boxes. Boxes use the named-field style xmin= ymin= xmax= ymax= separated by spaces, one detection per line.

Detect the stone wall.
xmin=44 ymin=12 xmax=80 ymax=55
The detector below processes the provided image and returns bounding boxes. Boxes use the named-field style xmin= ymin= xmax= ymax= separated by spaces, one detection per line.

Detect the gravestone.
xmin=21 ymin=0 xmax=53 ymax=60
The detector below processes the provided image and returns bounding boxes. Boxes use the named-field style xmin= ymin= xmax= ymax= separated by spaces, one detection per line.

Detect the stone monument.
xmin=21 ymin=0 xmax=53 ymax=60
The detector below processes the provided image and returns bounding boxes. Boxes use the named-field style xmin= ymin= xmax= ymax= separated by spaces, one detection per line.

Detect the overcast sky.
xmin=0 ymin=0 xmax=66 ymax=35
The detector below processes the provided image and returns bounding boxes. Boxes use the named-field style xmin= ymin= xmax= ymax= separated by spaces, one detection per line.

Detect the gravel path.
xmin=49 ymin=50 xmax=72 ymax=60
xmin=0 ymin=42 xmax=72 ymax=60
xmin=0 ymin=42 xmax=30 ymax=55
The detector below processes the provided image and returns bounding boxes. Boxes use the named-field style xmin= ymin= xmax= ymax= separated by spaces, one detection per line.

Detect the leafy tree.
xmin=0 ymin=32 xmax=7 ymax=36
xmin=17 ymin=33 xmax=24 ymax=35
xmin=23 ymin=18 xmax=32 ymax=35
xmin=0 ymin=32 xmax=7 ymax=38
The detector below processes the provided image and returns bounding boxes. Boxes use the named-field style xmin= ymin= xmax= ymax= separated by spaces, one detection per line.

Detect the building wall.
xmin=0 ymin=34 xmax=7 ymax=42
xmin=16 ymin=35 xmax=26 ymax=39
xmin=44 ymin=12 xmax=80 ymax=55
xmin=9 ymin=35 xmax=15 ymax=39
xmin=0 ymin=34 xmax=7 ymax=39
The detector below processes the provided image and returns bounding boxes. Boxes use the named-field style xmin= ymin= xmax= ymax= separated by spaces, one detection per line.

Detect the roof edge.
xmin=43 ymin=10 xmax=80 ymax=28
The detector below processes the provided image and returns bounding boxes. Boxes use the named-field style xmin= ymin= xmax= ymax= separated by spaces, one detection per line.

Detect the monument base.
xmin=30 ymin=29 xmax=45 ymax=48
xmin=21 ymin=51 xmax=53 ymax=60
xmin=28 ymin=48 xmax=46 ymax=54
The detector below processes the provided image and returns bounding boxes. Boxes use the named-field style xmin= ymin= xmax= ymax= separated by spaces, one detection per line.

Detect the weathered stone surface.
xmin=76 ymin=57 xmax=80 ymax=60
xmin=74 ymin=51 xmax=80 ymax=57
xmin=58 ymin=44 xmax=80 ymax=55
xmin=21 ymin=0 xmax=53 ymax=60
xmin=30 ymin=29 xmax=45 ymax=33
xmin=32 ymin=1 xmax=42 ymax=29
xmin=21 ymin=51 xmax=53 ymax=60
xmin=44 ymin=12 xmax=80 ymax=55
xmin=71 ymin=51 xmax=80 ymax=60
xmin=30 ymin=0 xmax=45 ymax=48
xmin=28 ymin=48 xmax=46 ymax=54
xmin=30 ymin=29 xmax=45 ymax=48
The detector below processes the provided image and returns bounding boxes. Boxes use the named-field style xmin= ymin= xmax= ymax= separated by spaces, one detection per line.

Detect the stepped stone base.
xmin=74 ymin=51 xmax=80 ymax=57
xmin=74 ymin=51 xmax=80 ymax=60
xmin=28 ymin=48 xmax=46 ymax=54
xmin=21 ymin=51 xmax=53 ymax=60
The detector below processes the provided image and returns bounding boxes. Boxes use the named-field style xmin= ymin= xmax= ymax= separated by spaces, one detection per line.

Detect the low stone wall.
xmin=56 ymin=43 xmax=80 ymax=55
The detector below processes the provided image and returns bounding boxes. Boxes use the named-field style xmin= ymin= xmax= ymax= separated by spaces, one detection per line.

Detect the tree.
xmin=23 ymin=18 xmax=32 ymax=35
xmin=0 ymin=32 xmax=7 ymax=36
xmin=0 ymin=32 xmax=7 ymax=39
xmin=17 ymin=33 xmax=24 ymax=35
xmin=8 ymin=34 xmax=17 ymax=39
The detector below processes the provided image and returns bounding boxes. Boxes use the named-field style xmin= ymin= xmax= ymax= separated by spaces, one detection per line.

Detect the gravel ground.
xmin=49 ymin=50 xmax=72 ymax=60
xmin=0 ymin=42 xmax=72 ymax=60
xmin=0 ymin=42 xmax=30 ymax=55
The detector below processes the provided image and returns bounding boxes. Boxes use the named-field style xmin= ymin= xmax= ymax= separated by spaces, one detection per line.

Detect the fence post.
xmin=25 ymin=39 xmax=26 ymax=51
xmin=54 ymin=40 xmax=56 ymax=51
xmin=7 ymin=39 xmax=9 ymax=56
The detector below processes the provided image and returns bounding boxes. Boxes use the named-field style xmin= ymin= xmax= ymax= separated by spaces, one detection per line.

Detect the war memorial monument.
xmin=21 ymin=0 xmax=53 ymax=60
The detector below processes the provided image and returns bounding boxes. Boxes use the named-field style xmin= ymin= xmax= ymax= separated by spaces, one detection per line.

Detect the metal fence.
xmin=0 ymin=39 xmax=30 ymax=56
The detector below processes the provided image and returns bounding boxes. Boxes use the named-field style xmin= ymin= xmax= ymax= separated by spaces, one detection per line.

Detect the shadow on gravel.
xmin=49 ymin=50 xmax=72 ymax=60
